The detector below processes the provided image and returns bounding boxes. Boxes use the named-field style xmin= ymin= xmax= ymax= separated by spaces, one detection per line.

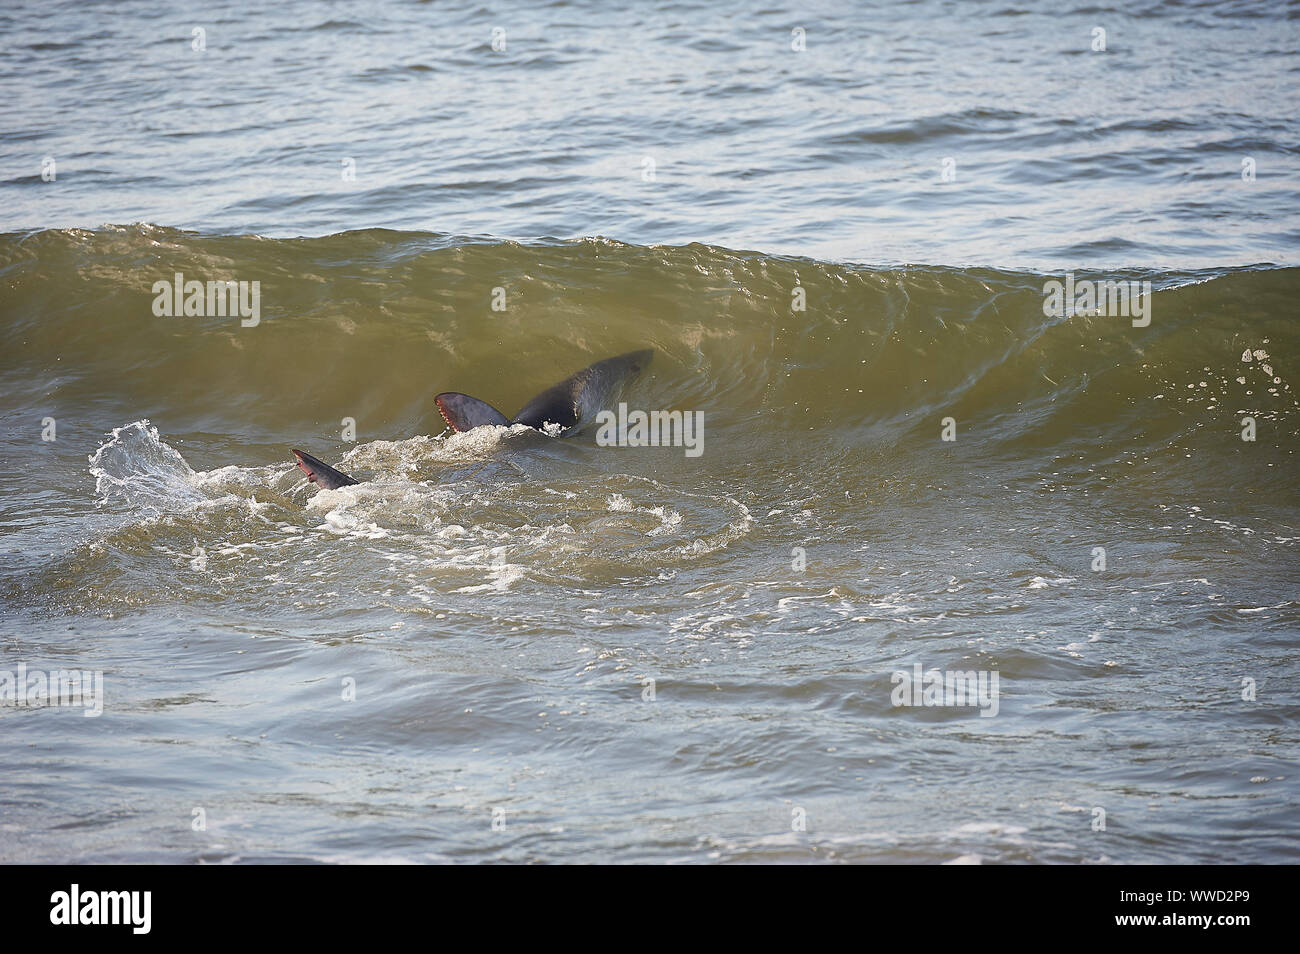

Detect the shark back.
xmin=512 ymin=349 xmax=653 ymax=433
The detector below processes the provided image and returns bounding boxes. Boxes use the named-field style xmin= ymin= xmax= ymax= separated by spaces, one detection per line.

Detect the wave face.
xmin=2 ymin=227 xmax=1298 ymax=864
xmin=3 ymin=227 xmax=1297 ymax=478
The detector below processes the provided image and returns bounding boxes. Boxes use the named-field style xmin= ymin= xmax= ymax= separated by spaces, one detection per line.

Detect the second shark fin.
xmin=292 ymin=449 xmax=360 ymax=490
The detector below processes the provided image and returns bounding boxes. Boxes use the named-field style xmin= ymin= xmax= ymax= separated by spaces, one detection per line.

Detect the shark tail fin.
xmin=292 ymin=449 xmax=360 ymax=490
xmin=435 ymin=392 xmax=511 ymax=432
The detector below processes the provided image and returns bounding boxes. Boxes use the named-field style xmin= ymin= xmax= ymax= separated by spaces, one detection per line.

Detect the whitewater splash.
xmin=89 ymin=421 xmax=204 ymax=511
xmin=81 ymin=415 xmax=755 ymax=582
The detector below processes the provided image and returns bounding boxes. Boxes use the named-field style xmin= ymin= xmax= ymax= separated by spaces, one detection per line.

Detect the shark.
xmin=291 ymin=349 xmax=653 ymax=490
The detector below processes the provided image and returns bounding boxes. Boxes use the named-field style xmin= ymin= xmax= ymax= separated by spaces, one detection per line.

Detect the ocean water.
xmin=1 ymin=0 xmax=1297 ymax=864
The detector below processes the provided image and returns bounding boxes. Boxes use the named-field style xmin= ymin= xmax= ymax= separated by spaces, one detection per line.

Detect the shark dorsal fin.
xmin=436 ymin=392 xmax=511 ymax=432
xmin=436 ymin=350 xmax=653 ymax=435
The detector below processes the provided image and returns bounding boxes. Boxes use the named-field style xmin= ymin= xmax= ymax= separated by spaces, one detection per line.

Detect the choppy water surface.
xmin=1 ymin=0 xmax=1298 ymax=863
xmin=4 ymin=0 xmax=1299 ymax=266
